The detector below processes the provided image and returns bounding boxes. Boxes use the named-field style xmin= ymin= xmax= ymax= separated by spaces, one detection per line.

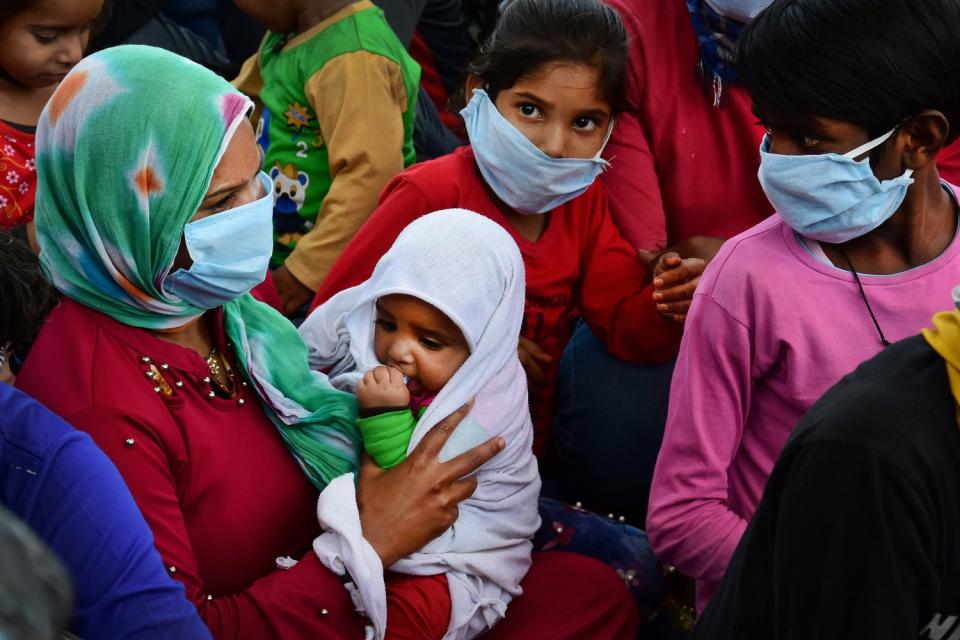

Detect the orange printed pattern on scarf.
xmin=133 ymin=165 xmax=164 ymax=197
xmin=48 ymin=71 xmax=89 ymax=125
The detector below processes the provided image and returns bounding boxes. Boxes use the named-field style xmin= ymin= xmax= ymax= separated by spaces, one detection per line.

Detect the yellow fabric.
xmin=283 ymin=49 xmax=409 ymax=291
xmin=921 ymin=310 xmax=960 ymax=426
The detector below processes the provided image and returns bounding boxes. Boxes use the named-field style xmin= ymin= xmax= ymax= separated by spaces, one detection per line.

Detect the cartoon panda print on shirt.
xmin=270 ymin=162 xmax=312 ymax=246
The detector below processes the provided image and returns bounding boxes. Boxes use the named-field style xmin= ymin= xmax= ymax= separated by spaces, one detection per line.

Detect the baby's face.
xmin=373 ymin=294 xmax=469 ymax=394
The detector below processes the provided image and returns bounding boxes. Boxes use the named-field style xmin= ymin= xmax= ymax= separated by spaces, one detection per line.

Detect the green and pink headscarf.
xmin=34 ymin=45 xmax=360 ymax=489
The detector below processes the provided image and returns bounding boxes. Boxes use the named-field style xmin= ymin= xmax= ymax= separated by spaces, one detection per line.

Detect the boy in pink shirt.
xmin=648 ymin=0 xmax=960 ymax=613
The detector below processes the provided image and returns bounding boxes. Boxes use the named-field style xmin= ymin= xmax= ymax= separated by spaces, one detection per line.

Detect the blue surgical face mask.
xmin=703 ymin=0 xmax=772 ymax=22
xmin=758 ymin=128 xmax=915 ymax=244
xmin=164 ymin=171 xmax=274 ymax=309
xmin=460 ymin=88 xmax=612 ymax=215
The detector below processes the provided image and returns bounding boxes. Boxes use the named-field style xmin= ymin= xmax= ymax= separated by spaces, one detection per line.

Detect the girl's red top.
xmin=0 ymin=119 xmax=37 ymax=227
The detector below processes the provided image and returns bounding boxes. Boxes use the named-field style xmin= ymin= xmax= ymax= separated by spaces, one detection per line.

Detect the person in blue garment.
xmin=0 ymin=232 xmax=211 ymax=639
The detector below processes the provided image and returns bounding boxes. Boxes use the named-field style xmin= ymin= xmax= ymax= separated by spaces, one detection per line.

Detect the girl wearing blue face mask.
xmin=647 ymin=0 xmax=960 ymax=616
xmin=311 ymin=0 xmax=705 ymax=460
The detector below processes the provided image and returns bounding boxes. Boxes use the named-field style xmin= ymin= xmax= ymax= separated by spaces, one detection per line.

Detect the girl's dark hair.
xmin=0 ymin=232 xmax=57 ymax=347
xmin=0 ymin=0 xmax=111 ymax=35
xmin=0 ymin=0 xmax=35 ymax=19
xmin=738 ymin=0 xmax=960 ymax=145
xmin=450 ymin=0 xmax=630 ymax=114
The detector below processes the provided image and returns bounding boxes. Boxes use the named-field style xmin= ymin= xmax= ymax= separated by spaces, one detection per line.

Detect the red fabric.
xmin=0 ymin=120 xmax=37 ymax=228
xmin=600 ymin=0 xmax=772 ymax=250
xmin=384 ymin=553 xmax=640 ymax=640
xmin=408 ymin=31 xmax=464 ymax=137
xmin=311 ymin=147 xmax=681 ymax=453
xmin=487 ymin=552 xmax=639 ymax=639
xmin=938 ymin=139 xmax=960 ymax=185
xmin=384 ymin=572 xmax=450 ymax=639
xmin=17 ymin=298 xmax=367 ymax=639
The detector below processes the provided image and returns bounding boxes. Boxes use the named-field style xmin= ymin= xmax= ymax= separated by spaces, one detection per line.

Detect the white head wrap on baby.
xmin=300 ymin=209 xmax=541 ymax=640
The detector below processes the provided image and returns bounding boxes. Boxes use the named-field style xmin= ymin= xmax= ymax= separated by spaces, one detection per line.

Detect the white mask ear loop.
xmin=595 ymin=118 xmax=616 ymax=161
xmin=843 ymin=127 xmax=897 ymax=160
xmin=842 ymin=125 xmax=914 ymax=180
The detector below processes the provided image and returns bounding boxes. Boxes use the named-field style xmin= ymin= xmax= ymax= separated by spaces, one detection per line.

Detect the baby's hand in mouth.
xmin=356 ymin=365 xmax=411 ymax=410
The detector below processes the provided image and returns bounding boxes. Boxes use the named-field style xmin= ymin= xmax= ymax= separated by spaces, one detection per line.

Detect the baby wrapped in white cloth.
xmin=299 ymin=208 xmax=541 ymax=640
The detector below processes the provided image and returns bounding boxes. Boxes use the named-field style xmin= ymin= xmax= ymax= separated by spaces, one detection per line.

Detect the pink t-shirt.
xmin=648 ymin=193 xmax=960 ymax=613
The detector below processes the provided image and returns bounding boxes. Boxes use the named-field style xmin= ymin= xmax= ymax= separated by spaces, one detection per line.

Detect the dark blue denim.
xmin=535 ymin=497 xmax=663 ymax=613
xmin=542 ymin=320 xmax=676 ymax=525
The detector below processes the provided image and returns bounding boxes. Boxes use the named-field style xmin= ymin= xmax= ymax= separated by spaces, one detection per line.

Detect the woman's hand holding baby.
xmin=651 ymin=251 xmax=706 ymax=324
xmin=357 ymin=402 xmax=505 ymax=567
xmin=356 ymin=366 xmax=410 ymax=411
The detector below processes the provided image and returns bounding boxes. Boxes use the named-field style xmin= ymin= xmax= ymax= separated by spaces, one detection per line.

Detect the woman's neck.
xmin=822 ymin=167 xmax=958 ymax=274
xmin=150 ymin=313 xmax=215 ymax=358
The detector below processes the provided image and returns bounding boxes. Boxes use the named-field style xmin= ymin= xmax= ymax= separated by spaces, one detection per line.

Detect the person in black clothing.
xmin=693 ymin=321 xmax=960 ymax=638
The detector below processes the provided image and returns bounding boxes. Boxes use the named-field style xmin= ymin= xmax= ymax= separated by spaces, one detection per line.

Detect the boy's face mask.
xmin=164 ymin=171 xmax=274 ymax=309
xmin=703 ymin=0 xmax=772 ymax=22
xmin=460 ymin=88 xmax=612 ymax=215
xmin=758 ymin=127 xmax=915 ymax=244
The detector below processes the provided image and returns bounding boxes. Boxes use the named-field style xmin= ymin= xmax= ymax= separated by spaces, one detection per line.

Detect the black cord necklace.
xmin=837 ymin=246 xmax=891 ymax=347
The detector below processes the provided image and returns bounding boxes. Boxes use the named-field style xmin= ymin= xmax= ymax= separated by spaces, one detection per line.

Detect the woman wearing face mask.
xmin=16 ymin=45 xmax=639 ymax=638
xmin=647 ymin=0 xmax=960 ymax=616
xmin=309 ymin=0 xmax=705 ymax=458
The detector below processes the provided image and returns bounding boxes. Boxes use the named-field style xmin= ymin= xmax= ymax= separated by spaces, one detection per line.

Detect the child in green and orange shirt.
xmin=233 ymin=0 xmax=420 ymax=315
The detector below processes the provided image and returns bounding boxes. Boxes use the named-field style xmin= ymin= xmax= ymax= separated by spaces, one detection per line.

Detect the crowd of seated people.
xmin=2 ymin=0 xmax=959 ymax=638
